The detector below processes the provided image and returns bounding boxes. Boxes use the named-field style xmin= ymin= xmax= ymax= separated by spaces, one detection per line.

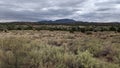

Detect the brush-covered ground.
xmin=0 ymin=30 xmax=120 ymax=68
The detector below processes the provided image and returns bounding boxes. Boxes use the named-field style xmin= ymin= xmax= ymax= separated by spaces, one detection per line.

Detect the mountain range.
xmin=38 ymin=19 xmax=76 ymax=23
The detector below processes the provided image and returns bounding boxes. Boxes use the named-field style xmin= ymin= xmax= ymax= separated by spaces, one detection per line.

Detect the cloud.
xmin=0 ymin=0 xmax=120 ymax=22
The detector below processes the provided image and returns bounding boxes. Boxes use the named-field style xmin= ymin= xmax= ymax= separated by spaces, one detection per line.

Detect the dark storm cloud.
xmin=0 ymin=0 xmax=120 ymax=22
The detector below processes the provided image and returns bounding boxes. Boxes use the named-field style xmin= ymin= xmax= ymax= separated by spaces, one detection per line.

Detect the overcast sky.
xmin=0 ymin=0 xmax=120 ymax=22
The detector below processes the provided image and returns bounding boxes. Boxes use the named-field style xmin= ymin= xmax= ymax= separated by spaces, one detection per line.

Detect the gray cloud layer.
xmin=0 ymin=0 xmax=120 ymax=22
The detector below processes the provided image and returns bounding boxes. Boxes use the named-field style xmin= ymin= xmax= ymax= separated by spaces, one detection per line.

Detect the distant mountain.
xmin=54 ymin=19 xmax=76 ymax=23
xmin=38 ymin=19 xmax=76 ymax=23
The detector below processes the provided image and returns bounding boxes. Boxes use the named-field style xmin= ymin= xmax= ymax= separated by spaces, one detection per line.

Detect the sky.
xmin=0 ymin=0 xmax=120 ymax=22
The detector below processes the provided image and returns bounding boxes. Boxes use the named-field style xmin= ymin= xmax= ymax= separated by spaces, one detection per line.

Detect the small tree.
xmin=117 ymin=27 xmax=120 ymax=32
xmin=109 ymin=26 xmax=117 ymax=31
xmin=80 ymin=28 xmax=86 ymax=33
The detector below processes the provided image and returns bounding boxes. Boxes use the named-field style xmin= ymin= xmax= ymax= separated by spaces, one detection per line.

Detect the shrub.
xmin=109 ymin=26 xmax=117 ymax=31
xmin=117 ymin=27 xmax=120 ymax=32
xmin=0 ymin=37 xmax=119 ymax=68
xmin=80 ymin=27 xmax=86 ymax=33
xmin=85 ymin=31 xmax=93 ymax=35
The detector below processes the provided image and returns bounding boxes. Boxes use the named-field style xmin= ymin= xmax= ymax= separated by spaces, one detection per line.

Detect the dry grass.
xmin=0 ymin=30 xmax=120 ymax=68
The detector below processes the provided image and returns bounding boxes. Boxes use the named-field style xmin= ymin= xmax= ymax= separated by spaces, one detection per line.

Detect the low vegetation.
xmin=0 ymin=30 xmax=119 ymax=68
xmin=0 ymin=23 xmax=120 ymax=33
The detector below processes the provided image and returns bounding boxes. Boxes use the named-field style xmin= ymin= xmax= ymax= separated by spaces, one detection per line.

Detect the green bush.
xmin=109 ymin=26 xmax=117 ymax=31
xmin=117 ymin=27 xmax=120 ymax=32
